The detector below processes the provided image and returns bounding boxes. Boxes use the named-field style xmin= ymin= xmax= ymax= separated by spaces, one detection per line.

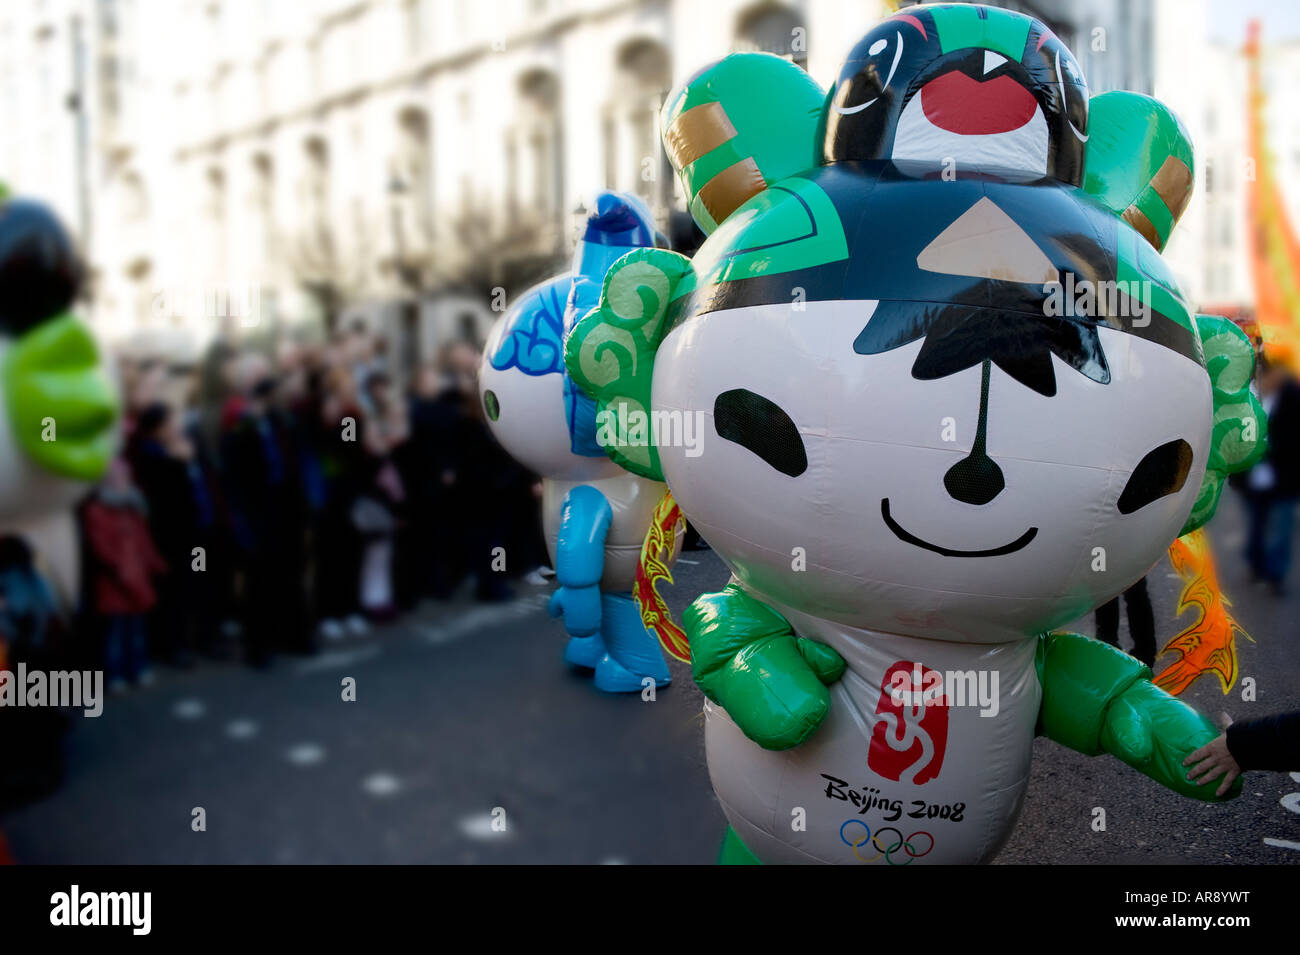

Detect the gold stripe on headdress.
xmin=664 ymin=102 xmax=738 ymax=171
xmin=1122 ymin=205 xmax=1162 ymax=250
xmin=698 ymin=158 xmax=766 ymax=225
xmin=1150 ymin=155 xmax=1194 ymax=223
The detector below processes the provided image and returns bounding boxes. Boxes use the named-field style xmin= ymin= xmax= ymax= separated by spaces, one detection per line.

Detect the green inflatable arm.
xmin=1181 ymin=314 xmax=1267 ymax=535
xmin=685 ymin=583 xmax=845 ymax=751
xmin=1037 ymin=631 xmax=1240 ymax=801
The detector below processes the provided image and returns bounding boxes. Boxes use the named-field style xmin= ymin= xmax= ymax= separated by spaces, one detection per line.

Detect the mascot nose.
xmin=944 ymin=445 xmax=1004 ymax=505
xmin=943 ymin=358 xmax=1004 ymax=505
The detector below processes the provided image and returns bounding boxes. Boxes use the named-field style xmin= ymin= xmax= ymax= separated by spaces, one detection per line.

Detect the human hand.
xmin=1183 ymin=716 xmax=1242 ymax=797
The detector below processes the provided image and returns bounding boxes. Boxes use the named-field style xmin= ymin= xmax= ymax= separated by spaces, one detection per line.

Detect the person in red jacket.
xmin=81 ymin=457 xmax=168 ymax=691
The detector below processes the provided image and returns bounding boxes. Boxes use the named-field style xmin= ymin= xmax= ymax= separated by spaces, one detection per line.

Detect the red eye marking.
xmin=887 ymin=13 xmax=926 ymax=40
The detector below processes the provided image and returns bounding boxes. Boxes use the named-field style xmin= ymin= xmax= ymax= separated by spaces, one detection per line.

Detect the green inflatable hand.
xmin=1100 ymin=679 xmax=1241 ymax=801
xmin=686 ymin=583 xmax=846 ymax=750
xmin=1037 ymin=631 xmax=1238 ymax=801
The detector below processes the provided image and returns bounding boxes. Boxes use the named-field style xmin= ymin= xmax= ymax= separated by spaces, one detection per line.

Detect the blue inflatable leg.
xmin=563 ymin=633 xmax=606 ymax=669
xmin=593 ymin=591 xmax=670 ymax=693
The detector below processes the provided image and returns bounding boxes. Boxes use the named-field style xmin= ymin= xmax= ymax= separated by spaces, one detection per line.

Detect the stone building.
xmin=0 ymin=0 xmax=1265 ymax=370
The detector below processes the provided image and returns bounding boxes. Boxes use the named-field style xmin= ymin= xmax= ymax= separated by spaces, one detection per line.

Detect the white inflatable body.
xmin=655 ymin=301 xmax=1212 ymax=863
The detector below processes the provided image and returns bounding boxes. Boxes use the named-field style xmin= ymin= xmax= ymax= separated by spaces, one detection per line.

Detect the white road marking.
xmin=1263 ymin=837 xmax=1300 ymax=851
xmin=225 ymin=719 xmax=259 ymax=740
xmin=1289 ymin=772 xmax=1300 ymax=784
xmin=1281 ymin=792 xmax=1300 ymax=815
xmin=420 ymin=597 xmax=544 ymax=646
xmin=295 ymin=645 xmax=381 ymax=674
xmin=172 ymin=698 xmax=206 ymax=720
xmin=459 ymin=813 xmax=508 ymax=839
xmin=362 ymin=773 xmax=402 ymax=797
xmin=675 ymin=559 xmax=700 ymax=566
xmin=286 ymin=743 xmax=325 ymax=766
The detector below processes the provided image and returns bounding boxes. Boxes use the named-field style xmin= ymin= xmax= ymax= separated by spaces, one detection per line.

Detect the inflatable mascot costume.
xmin=479 ymin=191 xmax=680 ymax=692
xmin=565 ymin=4 xmax=1266 ymax=862
xmin=0 ymin=183 xmax=118 ymax=597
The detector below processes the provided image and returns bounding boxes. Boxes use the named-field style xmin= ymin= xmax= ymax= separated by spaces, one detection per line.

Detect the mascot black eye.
xmin=833 ymin=30 xmax=903 ymax=116
xmin=714 ymin=388 xmax=807 ymax=477
xmin=1117 ymin=439 xmax=1193 ymax=514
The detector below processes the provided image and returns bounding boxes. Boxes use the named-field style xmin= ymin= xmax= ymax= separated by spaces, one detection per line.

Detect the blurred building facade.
xmin=0 ymin=0 xmax=1284 ymax=367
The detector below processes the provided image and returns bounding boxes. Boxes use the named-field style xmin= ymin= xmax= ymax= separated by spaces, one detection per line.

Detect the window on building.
xmin=606 ymin=38 xmax=671 ymax=209
xmin=509 ymin=69 xmax=561 ymax=222
xmin=404 ymin=0 xmax=436 ymax=58
xmin=121 ymin=170 xmax=148 ymax=224
xmin=390 ymin=107 xmax=434 ymax=255
xmin=458 ymin=311 xmax=480 ymax=346
xmin=735 ymin=4 xmax=807 ymax=69
xmin=301 ymin=137 xmax=332 ymax=259
xmin=251 ymin=152 xmax=276 ymax=276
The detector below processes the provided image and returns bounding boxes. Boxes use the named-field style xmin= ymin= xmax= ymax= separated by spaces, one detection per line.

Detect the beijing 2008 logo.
xmin=840 ymin=819 xmax=934 ymax=865
xmin=868 ymin=660 xmax=949 ymax=784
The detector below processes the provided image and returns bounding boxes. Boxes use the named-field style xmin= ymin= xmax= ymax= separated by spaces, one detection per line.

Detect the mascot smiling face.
xmin=653 ymin=175 xmax=1214 ymax=643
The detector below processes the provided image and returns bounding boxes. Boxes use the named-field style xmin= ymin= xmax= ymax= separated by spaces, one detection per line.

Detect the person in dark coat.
xmin=1093 ymin=577 xmax=1155 ymax=667
xmin=398 ymin=358 xmax=474 ymax=600
xmin=1235 ymin=356 xmax=1300 ymax=594
xmin=1184 ymin=710 xmax=1300 ymax=795
xmin=220 ymin=370 xmax=309 ymax=664
xmin=128 ymin=402 xmax=221 ymax=665
xmin=311 ymin=362 xmax=370 ymax=639
xmin=0 ymin=533 xmax=70 ymax=805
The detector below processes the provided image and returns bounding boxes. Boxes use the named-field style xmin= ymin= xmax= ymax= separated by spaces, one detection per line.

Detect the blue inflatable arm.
xmin=546 ymin=484 xmax=612 ymax=637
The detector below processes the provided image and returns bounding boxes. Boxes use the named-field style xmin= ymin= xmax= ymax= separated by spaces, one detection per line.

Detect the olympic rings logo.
xmin=839 ymin=819 xmax=934 ymax=865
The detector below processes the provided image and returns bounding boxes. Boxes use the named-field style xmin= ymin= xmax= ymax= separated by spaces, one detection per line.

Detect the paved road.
xmin=999 ymin=496 xmax=1300 ymax=865
xmin=3 ymin=497 xmax=1297 ymax=864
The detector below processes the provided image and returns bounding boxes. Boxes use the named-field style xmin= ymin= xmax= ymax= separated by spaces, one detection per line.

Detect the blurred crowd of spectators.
xmin=1 ymin=321 xmax=547 ymax=806
xmin=113 ymin=322 xmax=547 ymax=671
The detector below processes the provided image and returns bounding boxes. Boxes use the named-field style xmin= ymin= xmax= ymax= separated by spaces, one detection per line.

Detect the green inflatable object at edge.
xmin=3 ymin=312 xmax=118 ymax=482
xmin=0 ymin=186 xmax=118 ymax=484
